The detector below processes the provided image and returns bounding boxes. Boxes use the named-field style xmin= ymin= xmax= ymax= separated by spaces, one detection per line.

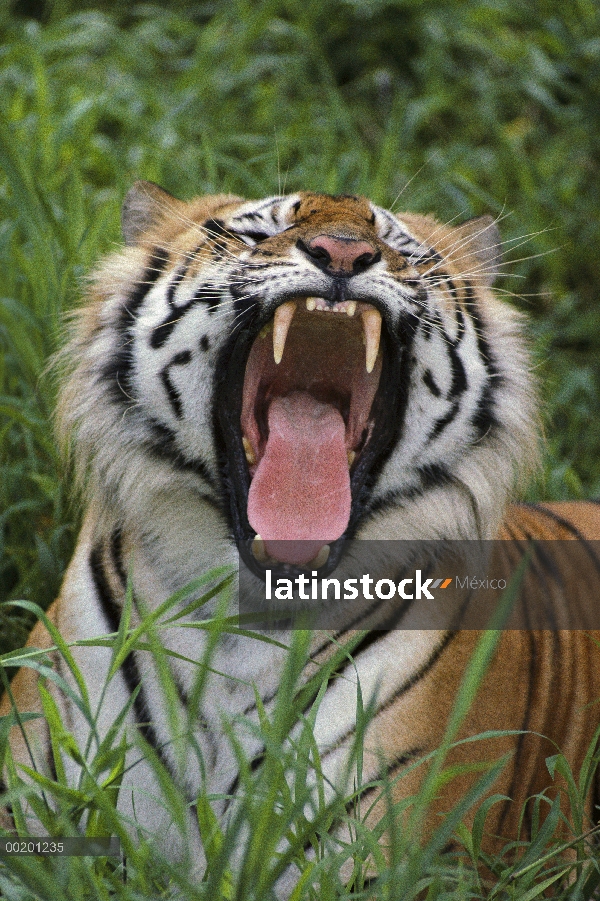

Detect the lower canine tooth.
xmin=362 ymin=308 xmax=382 ymax=374
xmin=243 ymin=437 xmax=256 ymax=466
xmin=347 ymin=450 xmax=356 ymax=468
xmin=252 ymin=535 xmax=270 ymax=564
xmin=273 ymin=301 xmax=296 ymax=364
xmin=312 ymin=545 xmax=330 ymax=568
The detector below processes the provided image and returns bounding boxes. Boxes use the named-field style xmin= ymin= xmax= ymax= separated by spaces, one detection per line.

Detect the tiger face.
xmin=60 ymin=182 xmax=536 ymax=587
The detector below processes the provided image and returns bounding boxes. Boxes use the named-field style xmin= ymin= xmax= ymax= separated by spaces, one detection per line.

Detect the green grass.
xmin=1 ymin=577 xmax=600 ymax=900
xmin=1 ymin=2 xmax=600 ymax=896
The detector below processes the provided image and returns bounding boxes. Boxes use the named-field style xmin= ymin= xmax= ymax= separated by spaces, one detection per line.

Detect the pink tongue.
xmin=247 ymin=392 xmax=351 ymax=565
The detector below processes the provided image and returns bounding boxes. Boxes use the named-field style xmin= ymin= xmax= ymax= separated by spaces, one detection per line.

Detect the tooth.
xmin=273 ymin=301 xmax=296 ymax=364
xmin=242 ymin=437 xmax=256 ymax=466
xmin=347 ymin=450 xmax=356 ymax=468
xmin=346 ymin=301 xmax=356 ymax=317
xmin=362 ymin=308 xmax=382 ymax=374
xmin=311 ymin=545 xmax=330 ymax=568
xmin=306 ymin=297 xmax=317 ymax=311
xmin=252 ymin=535 xmax=270 ymax=564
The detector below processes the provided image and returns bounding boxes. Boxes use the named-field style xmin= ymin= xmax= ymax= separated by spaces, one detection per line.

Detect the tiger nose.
xmin=303 ymin=235 xmax=379 ymax=274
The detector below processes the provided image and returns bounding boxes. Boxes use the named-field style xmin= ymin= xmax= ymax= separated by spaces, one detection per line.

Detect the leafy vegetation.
xmin=2 ymin=582 xmax=600 ymax=900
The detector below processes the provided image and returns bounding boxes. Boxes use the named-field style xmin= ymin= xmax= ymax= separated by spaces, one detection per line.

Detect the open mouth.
xmin=217 ymin=295 xmax=404 ymax=576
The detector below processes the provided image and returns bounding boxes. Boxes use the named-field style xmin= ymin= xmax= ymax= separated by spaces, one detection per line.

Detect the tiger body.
xmin=3 ymin=184 xmax=600 ymax=882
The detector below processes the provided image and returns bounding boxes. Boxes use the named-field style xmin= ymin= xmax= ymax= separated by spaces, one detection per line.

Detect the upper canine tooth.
xmin=346 ymin=301 xmax=357 ymax=317
xmin=306 ymin=297 xmax=317 ymax=311
xmin=273 ymin=301 xmax=296 ymax=364
xmin=362 ymin=308 xmax=382 ymax=374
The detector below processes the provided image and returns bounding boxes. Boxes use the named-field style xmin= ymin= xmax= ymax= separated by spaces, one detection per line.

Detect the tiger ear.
xmin=453 ymin=215 xmax=502 ymax=286
xmin=121 ymin=180 xmax=182 ymax=245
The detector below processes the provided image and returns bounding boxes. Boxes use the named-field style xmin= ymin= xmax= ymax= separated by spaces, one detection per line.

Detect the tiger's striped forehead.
xmin=228 ymin=192 xmax=378 ymax=239
xmin=146 ymin=190 xmax=432 ymax=265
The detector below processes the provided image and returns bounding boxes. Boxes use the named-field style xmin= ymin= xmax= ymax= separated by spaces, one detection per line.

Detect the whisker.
xmin=409 ymin=214 xmax=502 ymax=270
xmin=408 ymin=209 xmax=518 ymax=271
xmin=388 ymin=158 xmax=432 ymax=213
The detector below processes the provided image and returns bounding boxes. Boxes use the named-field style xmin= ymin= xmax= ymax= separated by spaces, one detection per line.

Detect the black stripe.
xmin=172 ymin=349 xmax=193 ymax=366
xmin=127 ymin=248 xmax=170 ymax=317
xmin=471 ymin=381 xmax=496 ymax=439
xmin=418 ymin=250 xmax=444 ymax=268
xmin=151 ymin=283 xmax=222 ymax=349
xmin=421 ymin=313 xmax=434 ymax=341
xmin=319 ymin=633 xmax=456 ymax=764
xmin=43 ymin=714 xmax=58 ymax=784
xmin=233 ymin=210 xmax=261 ymax=221
xmin=90 ymin=545 xmax=171 ymax=764
xmin=344 ymin=746 xmax=424 ymax=813
xmin=101 ymin=246 xmax=170 ymax=405
xmin=422 ymin=368 xmax=441 ymax=397
xmin=160 ymin=368 xmax=183 ymax=419
xmin=446 ymin=275 xmax=458 ymax=298
xmin=242 ymin=231 xmax=271 ymax=243
xmin=417 ymin=462 xmax=452 ymax=490
xmin=447 ymin=342 xmax=468 ymax=399
xmin=386 ymin=746 xmax=425 ymax=779
xmin=222 ymin=751 xmax=265 ymax=813
xmin=520 ymin=502 xmax=591 ymax=541
xmin=144 ymin=419 xmax=219 ymax=494
xmin=518 ymin=502 xmax=600 ymax=579
xmin=167 ymin=670 xmax=217 ymax=769
xmin=203 ymin=218 xmax=230 ymax=257
xmin=110 ymin=527 xmax=128 ymax=589
xmin=465 ymin=285 xmax=500 ymax=438
xmin=0 ymin=777 xmax=15 ymax=831
xmin=429 ymin=400 xmax=460 ymax=441
xmin=496 ymin=629 xmax=538 ymax=837
xmin=166 ymin=263 xmax=188 ymax=306
xmin=465 ymin=285 xmax=499 ymax=371
xmin=368 ymin=464 xmax=453 ymax=513
xmin=159 ymin=350 xmax=193 ymax=420
xmin=380 ymin=631 xmax=457 ymax=713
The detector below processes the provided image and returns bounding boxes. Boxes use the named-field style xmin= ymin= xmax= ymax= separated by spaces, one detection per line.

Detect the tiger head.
xmin=58 ymin=183 xmax=537 ymax=582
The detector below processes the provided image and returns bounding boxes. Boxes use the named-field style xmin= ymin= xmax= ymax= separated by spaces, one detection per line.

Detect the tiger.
xmin=2 ymin=181 xmax=600 ymax=893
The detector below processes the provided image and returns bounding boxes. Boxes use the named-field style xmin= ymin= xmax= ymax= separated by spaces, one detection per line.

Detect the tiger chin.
xmin=2 ymin=181 xmax=600 ymax=890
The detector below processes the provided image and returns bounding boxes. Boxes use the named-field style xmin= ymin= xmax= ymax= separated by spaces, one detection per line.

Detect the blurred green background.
xmin=1 ymin=0 xmax=599 ymax=651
